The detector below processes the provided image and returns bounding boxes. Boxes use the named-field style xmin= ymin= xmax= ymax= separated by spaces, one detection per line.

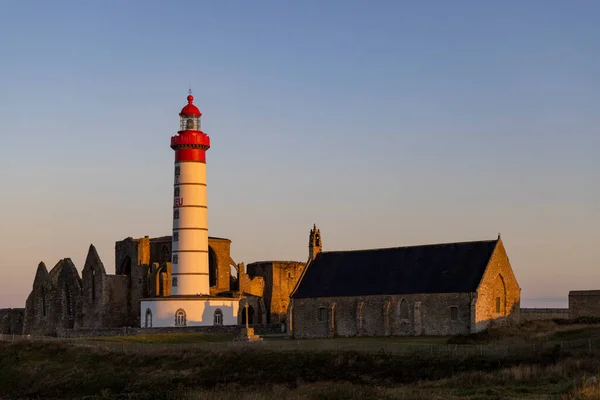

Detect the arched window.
xmin=41 ymin=287 xmax=47 ymax=317
xmin=213 ymin=308 xmax=223 ymax=326
xmin=91 ymin=269 xmax=96 ymax=302
xmin=161 ymin=245 xmax=170 ymax=263
xmin=399 ymin=299 xmax=409 ymax=320
xmin=145 ymin=309 xmax=152 ymax=328
xmin=175 ymin=309 xmax=186 ymax=326
xmin=208 ymin=246 xmax=217 ymax=287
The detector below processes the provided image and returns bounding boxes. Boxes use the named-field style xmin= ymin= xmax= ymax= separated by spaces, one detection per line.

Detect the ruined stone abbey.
xmin=20 ymin=225 xmax=322 ymax=336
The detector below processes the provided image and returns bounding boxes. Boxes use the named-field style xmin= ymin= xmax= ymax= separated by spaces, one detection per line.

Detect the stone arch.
xmin=383 ymin=301 xmax=391 ymax=336
xmin=229 ymin=262 xmax=239 ymax=291
xmin=208 ymin=246 xmax=217 ymax=287
xmin=398 ymin=298 xmax=409 ymax=320
xmin=494 ymin=274 xmax=507 ymax=315
xmin=41 ymin=286 xmax=47 ymax=317
xmin=160 ymin=245 xmax=170 ymax=264
xmin=357 ymin=301 xmax=364 ymax=333
xmin=91 ymin=269 xmax=96 ymax=303
xmin=65 ymin=284 xmax=75 ymax=329
xmin=241 ymin=305 xmax=255 ymax=325
xmin=120 ymin=256 xmax=132 ymax=277
xmin=157 ymin=266 xmax=168 ymax=297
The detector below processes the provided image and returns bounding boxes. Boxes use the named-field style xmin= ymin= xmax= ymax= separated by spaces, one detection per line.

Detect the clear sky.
xmin=0 ymin=0 xmax=598 ymax=308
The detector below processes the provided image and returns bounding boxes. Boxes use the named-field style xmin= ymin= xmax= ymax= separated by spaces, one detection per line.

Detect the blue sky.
xmin=0 ymin=0 xmax=598 ymax=308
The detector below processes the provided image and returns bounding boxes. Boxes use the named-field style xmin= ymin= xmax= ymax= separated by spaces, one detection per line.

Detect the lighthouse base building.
xmin=140 ymin=297 xmax=239 ymax=328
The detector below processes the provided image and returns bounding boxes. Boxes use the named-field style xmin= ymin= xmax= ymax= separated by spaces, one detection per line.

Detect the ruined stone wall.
xmin=247 ymin=261 xmax=305 ymax=323
xmin=23 ymin=263 xmax=53 ymax=335
xmin=474 ymin=239 xmax=521 ymax=333
xmin=239 ymin=273 xmax=265 ymax=297
xmin=520 ymin=308 xmax=570 ymax=322
xmin=0 ymin=308 xmax=24 ymax=335
xmin=208 ymin=239 xmax=233 ymax=295
xmin=569 ymin=291 xmax=600 ymax=318
xmin=289 ymin=293 xmax=473 ymax=339
xmin=102 ymin=275 xmax=130 ymax=327
xmin=57 ymin=324 xmax=283 ymax=338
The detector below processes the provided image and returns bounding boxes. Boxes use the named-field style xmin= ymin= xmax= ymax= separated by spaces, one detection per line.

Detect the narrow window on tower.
xmin=174 ymin=187 xmax=180 ymax=197
xmin=175 ymin=166 xmax=180 ymax=176
xmin=172 ymin=254 xmax=178 ymax=264
xmin=174 ymin=210 xmax=179 ymax=219
xmin=172 ymin=277 xmax=178 ymax=287
xmin=173 ymin=232 xmax=179 ymax=242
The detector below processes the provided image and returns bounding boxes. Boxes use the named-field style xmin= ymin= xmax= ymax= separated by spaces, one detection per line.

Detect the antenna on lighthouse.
xmin=188 ymin=86 xmax=192 ymax=96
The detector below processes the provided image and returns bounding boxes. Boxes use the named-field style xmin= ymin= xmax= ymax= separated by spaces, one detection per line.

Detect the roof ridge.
xmin=320 ymin=238 xmax=499 ymax=255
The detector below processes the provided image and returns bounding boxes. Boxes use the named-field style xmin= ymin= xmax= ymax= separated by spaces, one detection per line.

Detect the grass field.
xmin=5 ymin=319 xmax=600 ymax=399
xmin=86 ymin=332 xmax=448 ymax=345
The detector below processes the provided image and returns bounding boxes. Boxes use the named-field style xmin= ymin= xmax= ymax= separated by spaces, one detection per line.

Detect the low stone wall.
xmin=519 ymin=308 xmax=570 ymax=322
xmin=0 ymin=308 xmax=25 ymax=335
xmin=569 ymin=291 xmax=600 ymax=319
xmin=58 ymin=324 xmax=284 ymax=338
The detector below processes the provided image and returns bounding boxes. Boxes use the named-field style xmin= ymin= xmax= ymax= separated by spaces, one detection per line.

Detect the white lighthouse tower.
xmin=139 ymin=92 xmax=240 ymax=328
xmin=170 ymin=92 xmax=211 ymax=296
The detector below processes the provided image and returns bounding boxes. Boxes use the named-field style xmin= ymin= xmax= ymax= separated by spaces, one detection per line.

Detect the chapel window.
xmin=214 ymin=308 xmax=223 ymax=326
xmin=318 ymin=307 xmax=327 ymax=322
xmin=399 ymin=299 xmax=409 ymax=320
xmin=175 ymin=309 xmax=186 ymax=326
xmin=450 ymin=306 xmax=458 ymax=321
xmin=495 ymin=297 xmax=501 ymax=313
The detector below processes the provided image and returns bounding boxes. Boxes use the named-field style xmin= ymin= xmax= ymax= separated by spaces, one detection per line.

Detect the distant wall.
xmin=56 ymin=324 xmax=284 ymax=338
xmin=519 ymin=308 xmax=570 ymax=322
xmin=569 ymin=291 xmax=600 ymax=319
xmin=0 ymin=308 xmax=25 ymax=335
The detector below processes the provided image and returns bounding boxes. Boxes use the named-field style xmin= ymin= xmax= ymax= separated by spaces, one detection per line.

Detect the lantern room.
xmin=179 ymin=93 xmax=202 ymax=132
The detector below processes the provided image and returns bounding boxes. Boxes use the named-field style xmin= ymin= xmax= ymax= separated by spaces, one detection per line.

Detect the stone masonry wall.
xmin=569 ymin=291 xmax=600 ymax=318
xmin=247 ymin=261 xmax=305 ymax=323
xmin=57 ymin=324 xmax=283 ymax=338
xmin=289 ymin=293 xmax=473 ymax=339
xmin=474 ymin=239 xmax=521 ymax=333
xmin=208 ymin=239 xmax=233 ymax=295
xmin=520 ymin=308 xmax=570 ymax=322
xmin=0 ymin=308 xmax=24 ymax=335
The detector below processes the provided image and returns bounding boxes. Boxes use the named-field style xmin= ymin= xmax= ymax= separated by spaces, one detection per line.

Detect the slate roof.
xmin=291 ymin=239 xmax=499 ymax=299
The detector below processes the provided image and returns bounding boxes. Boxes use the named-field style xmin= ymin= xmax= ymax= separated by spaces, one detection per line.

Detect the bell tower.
xmin=308 ymin=224 xmax=322 ymax=263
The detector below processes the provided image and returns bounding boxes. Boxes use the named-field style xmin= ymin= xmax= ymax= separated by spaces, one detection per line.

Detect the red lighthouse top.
xmin=180 ymin=94 xmax=202 ymax=117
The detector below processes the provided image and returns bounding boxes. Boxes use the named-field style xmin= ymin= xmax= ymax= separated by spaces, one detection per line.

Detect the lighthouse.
xmin=139 ymin=92 xmax=240 ymax=328
xmin=170 ymin=92 xmax=211 ymax=296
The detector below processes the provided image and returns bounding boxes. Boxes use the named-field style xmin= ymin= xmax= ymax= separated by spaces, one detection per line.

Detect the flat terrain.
xmin=4 ymin=319 xmax=600 ymax=399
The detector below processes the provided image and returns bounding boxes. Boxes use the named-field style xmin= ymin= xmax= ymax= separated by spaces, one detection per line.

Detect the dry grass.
xmin=449 ymin=319 xmax=600 ymax=345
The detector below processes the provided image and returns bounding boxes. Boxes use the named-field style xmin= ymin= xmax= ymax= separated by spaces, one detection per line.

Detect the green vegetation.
xmin=5 ymin=320 xmax=600 ymax=399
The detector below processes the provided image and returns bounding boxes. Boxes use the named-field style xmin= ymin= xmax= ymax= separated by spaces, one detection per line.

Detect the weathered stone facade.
xmin=289 ymin=237 xmax=521 ymax=338
xmin=23 ymin=231 xmax=303 ymax=334
xmin=0 ymin=308 xmax=24 ymax=335
xmin=569 ymin=291 xmax=600 ymax=319
xmin=24 ymin=259 xmax=83 ymax=336
xmin=472 ymin=239 xmax=521 ymax=332
xmin=289 ymin=293 xmax=473 ymax=338
xmin=247 ymin=261 xmax=305 ymax=323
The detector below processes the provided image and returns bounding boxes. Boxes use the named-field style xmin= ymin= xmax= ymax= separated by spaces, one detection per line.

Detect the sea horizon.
xmin=520 ymin=297 xmax=568 ymax=309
